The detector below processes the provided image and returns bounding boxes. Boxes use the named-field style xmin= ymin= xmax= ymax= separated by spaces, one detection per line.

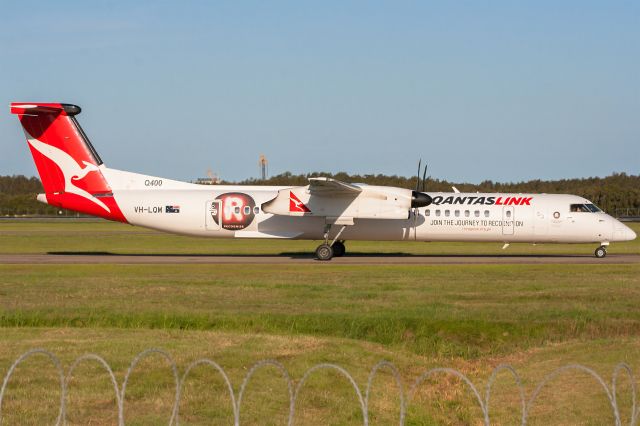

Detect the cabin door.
xmin=533 ymin=209 xmax=548 ymax=237
xmin=502 ymin=206 xmax=515 ymax=235
xmin=205 ymin=200 xmax=222 ymax=231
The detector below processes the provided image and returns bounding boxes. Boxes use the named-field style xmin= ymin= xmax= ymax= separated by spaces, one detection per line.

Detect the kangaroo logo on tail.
xmin=27 ymin=138 xmax=111 ymax=213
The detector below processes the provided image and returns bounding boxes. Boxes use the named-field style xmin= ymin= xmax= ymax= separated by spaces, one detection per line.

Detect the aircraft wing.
xmin=308 ymin=177 xmax=362 ymax=195
xmin=262 ymin=177 xmax=413 ymax=220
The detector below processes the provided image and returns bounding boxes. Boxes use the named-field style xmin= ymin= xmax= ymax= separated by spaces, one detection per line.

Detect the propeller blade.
xmin=415 ymin=159 xmax=422 ymax=193
xmin=421 ymin=164 xmax=428 ymax=192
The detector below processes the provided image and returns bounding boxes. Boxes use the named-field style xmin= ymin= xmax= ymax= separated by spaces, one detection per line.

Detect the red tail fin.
xmin=11 ymin=103 xmax=126 ymax=222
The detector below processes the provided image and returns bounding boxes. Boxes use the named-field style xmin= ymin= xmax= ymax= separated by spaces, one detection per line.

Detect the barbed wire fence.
xmin=0 ymin=348 xmax=637 ymax=425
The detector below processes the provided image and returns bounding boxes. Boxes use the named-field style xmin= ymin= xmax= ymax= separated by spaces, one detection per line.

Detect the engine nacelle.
xmin=262 ymin=184 xmax=414 ymax=220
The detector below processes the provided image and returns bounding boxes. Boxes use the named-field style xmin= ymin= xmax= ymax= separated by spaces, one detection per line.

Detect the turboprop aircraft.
xmin=11 ymin=102 xmax=636 ymax=260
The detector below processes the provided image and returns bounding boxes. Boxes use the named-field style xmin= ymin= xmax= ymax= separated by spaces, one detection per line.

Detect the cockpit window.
xmin=570 ymin=204 xmax=589 ymax=212
xmin=570 ymin=204 xmax=601 ymax=213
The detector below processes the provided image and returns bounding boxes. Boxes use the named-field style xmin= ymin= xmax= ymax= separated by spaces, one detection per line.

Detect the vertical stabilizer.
xmin=10 ymin=103 xmax=126 ymax=221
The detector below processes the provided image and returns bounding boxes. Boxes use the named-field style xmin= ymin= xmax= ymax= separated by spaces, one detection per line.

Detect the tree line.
xmin=1 ymin=172 xmax=639 ymax=216
xmin=0 ymin=175 xmax=64 ymax=216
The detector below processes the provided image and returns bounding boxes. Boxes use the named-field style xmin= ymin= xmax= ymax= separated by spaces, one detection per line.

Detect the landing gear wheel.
xmin=332 ymin=241 xmax=346 ymax=257
xmin=594 ymin=246 xmax=607 ymax=259
xmin=315 ymin=244 xmax=334 ymax=261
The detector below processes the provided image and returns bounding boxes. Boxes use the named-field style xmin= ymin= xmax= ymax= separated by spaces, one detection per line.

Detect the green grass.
xmin=0 ymin=220 xmax=638 ymax=256
xmin=0 ymin=220 xmax=639 ymax=424
xmin=1 ymin=263 xmax=640 ymax=358
xmin=2 ymin=329 xmax=639 ymax=425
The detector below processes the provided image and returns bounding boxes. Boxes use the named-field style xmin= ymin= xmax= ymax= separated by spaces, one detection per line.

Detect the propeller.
xmin=411 ymin=159 xmax=432 ymax=208
xmin=421 ymin=163 xmax=428 ymax=192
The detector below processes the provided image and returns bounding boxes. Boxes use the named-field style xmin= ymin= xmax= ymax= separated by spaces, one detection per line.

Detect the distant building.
xmin=194 ymin=169 xmax=221 ymax=185
xmin=259 ymin=154 xmax=268 ymax=180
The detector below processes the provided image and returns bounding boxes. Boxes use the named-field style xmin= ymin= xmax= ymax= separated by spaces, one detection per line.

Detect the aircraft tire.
xmin=316 ymin=244 xmax=334 ymax=261
xmin=594 ymin=246 xmax=607 ymax=258
xmin=332 ymin=241 xmax=346 ymax=257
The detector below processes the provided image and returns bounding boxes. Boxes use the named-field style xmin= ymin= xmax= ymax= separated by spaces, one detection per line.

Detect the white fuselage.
xmin=102 ymin=168 xmax=636 ymax=245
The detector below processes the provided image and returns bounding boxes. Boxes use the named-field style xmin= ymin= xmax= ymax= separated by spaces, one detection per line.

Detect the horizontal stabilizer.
xmin=10 ymin=103 xmax=81 ymax=116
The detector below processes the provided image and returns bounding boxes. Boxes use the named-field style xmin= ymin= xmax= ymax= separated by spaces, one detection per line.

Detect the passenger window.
xmin=455 ymin=210 xmax=460 ymax=217
xmin=445 ymin=210 xmax=450 ymax=217
xmin=484 ymin=210 xmax=489 ymax=217
xmin=465 ymin=210 xmax=470 ymax=217
xmin=234 ymin=206 xmax=241 ymax=214
xmin=474 ymin=210 xmax=480 ymax=217
xmin=253 ymin=206 xmax=260 ymax=214
xmin=436 ymin=210 xmax=441 ymax=217
xmin=506 ymin=210 xmax=512 ymax=218
xmin=425 ymin=209 xmax=430 ymax=216
xmin=244 ymin=206 xmax=251 ymax=215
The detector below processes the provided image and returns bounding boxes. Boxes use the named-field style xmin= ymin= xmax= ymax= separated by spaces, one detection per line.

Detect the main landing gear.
xmin=332 ymin=241 xmax=346 ymax=257
xmin=315 ymin=244 xmax=333 ymax=261
xmin=315 ymin=224 xmax=348 ymax=261
xmin=594 ymin=245 xmax=607 ymax=259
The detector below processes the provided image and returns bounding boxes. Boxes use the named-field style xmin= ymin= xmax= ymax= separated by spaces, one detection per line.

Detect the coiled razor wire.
xmin=0 ymin=348 xmax=638 ymax=425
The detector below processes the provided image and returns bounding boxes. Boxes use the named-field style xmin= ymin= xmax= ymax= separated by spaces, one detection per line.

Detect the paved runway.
xmin=1 ymin=253 xmax=638 ymax=265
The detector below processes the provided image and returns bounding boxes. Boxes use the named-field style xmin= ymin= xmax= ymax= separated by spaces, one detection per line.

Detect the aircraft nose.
xmin=615 ymin=222 xmax=637 ymax=241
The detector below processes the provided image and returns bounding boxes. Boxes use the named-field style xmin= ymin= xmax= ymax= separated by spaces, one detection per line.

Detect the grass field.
xmin=0 ymin=220 xmax=639 ymax=256
xmin=0 ymin=220 xmax=639 ymax=424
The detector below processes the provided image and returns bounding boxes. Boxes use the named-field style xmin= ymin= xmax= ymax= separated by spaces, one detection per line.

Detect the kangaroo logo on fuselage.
xmin=27 ymin=138 xmax=111 ymax=213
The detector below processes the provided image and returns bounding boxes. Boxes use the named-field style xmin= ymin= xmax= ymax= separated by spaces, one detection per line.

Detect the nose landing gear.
xmin=594 ymin=245 xmax=607 ymax=258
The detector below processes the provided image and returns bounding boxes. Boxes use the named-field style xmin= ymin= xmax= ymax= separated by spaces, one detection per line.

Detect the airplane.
xmin=10 ymin=102 xmax=636 ymax=260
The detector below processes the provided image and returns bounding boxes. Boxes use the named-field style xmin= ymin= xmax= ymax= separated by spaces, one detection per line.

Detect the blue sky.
xmin=1 ymin=1 xmax=638 ymax=183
